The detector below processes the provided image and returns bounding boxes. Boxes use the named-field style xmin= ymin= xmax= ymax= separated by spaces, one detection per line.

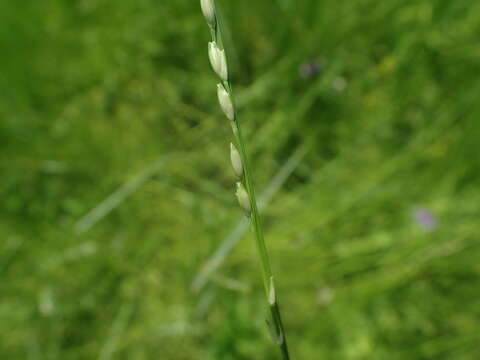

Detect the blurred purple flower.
xmin=299 ymin=59 xmax=322 ymax=79
xmin=412 ymin=207 xmax=438 ymax=232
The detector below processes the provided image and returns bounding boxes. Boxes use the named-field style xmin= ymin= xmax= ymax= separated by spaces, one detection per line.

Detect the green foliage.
xmin=1 ymin=0 xmax=479 ymax=359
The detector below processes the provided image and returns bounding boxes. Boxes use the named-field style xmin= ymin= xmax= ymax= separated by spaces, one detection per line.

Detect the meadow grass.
xmin=1 ymin=0 xmax=480 ymax=359
xmin=201 ymin=0 xmax=290 ymax=357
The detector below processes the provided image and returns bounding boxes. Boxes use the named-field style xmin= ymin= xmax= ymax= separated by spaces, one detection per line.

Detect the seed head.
xmin=235 ymin=182 xmax=251 ymax=216
xmin=200 ymin=0 xmax=216 ymax=27
xmin=217 ymin=84 xmax=235 ymax=120
xmin=208 ymin=41 xmax=228 ymax=81
xmin=230 ymin=143 xmax=243 ymax=178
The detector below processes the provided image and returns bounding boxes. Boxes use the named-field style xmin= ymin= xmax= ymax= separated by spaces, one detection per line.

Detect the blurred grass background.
xmin=1 ymin=0 xmax=480 ymax=359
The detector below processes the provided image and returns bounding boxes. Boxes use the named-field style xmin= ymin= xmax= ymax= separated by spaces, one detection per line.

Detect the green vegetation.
xmin=1 ymin=0 xmax=479 ymax=359
xmin=202 ymin=0 xmax=290 ymax=356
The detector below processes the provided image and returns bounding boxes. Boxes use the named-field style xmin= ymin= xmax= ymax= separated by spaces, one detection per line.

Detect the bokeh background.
xmin=1 ymin=0 xmax=480 ymax=359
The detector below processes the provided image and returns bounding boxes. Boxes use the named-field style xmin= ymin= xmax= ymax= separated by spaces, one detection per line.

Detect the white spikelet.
xmin=235 ymin=182 xmax=251 ymax=215
xmin=208 ymin=41 xmax=228 ymax=81
xmin=200 ymin=0 xmax=215 ymax=27
xmin=230 ymin=143 xmax=243 ymax=178
xmin=268 ymin=276 xmax=276 ymax=306
xmin=217 ymin=84 xmax=235 ymax=120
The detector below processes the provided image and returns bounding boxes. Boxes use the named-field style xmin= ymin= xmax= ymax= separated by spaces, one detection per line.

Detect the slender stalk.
xmin=199 ymin=1 xmax=290 ymax=358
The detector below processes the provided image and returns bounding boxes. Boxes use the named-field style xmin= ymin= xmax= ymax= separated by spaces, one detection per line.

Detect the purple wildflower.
xmin=412 ymin=207 xmax=438 ymax=232
xmin=299 ymin=59 xmax=322 ymax=79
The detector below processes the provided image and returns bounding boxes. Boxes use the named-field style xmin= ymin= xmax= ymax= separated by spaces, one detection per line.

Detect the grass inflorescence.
xmin=200 ymin=0 xmax=291 ymax=357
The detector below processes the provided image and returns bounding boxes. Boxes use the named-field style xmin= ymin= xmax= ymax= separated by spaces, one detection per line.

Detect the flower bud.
xmin=230 ymin=143 xmax=243 ymax=178
xmin=235 ymin=182 xmax=251 ymax=215
xmin=200 ymin=0 xmax=215 ymax=27
xmin=217 ymin=84 xmax=234 ymax=120
xmin=208 ymin=41 xmax=228 ymax=81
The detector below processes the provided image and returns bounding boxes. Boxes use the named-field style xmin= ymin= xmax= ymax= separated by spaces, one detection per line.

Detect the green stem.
xmin=231 ymin=118 xmax=290 ymax=360
xmin=231 ymin=119 xmax=271 ymax=291
xmin=208 ymin=6 xmax=291 ymax=359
